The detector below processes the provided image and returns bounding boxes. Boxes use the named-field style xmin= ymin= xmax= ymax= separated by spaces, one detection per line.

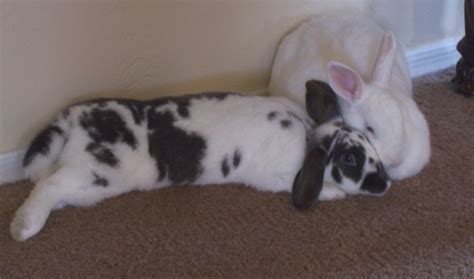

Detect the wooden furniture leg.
xmin=453 ymin=0 xmax=474 ymax=97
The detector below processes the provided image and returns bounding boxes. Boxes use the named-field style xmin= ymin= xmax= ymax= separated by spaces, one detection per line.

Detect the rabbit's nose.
xmin=360 ymin=170 xmax=391 ymax=195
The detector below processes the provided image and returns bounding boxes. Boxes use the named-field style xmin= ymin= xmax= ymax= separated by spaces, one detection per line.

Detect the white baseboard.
xmin=0 ymin=150 xmax=26 ymax=185
xmin=0 ymin=38 xmax=461 ymax=185
xmin=405 ymin=37 xmax=460 ymax=78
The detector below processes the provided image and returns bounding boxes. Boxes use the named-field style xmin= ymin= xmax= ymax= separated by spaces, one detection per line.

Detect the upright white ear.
xmin=371 ymin=31 xmax=397 ymax=85
xmin=326 ymin=61 xmax=365 ymax=103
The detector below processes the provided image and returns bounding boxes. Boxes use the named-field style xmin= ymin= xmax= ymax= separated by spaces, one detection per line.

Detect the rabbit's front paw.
xmin=319 ymin=184 xmax=346 ymax=201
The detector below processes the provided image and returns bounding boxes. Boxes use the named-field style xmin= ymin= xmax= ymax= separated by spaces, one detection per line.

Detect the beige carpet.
xmin=0 ymin=68 xmax=473 ymax=277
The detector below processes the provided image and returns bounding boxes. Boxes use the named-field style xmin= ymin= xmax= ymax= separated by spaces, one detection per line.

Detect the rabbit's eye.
xmin=366 ymin=126 xmax=374 ymax=134
xmin=342 ymin=153 xmax=356 ymax=166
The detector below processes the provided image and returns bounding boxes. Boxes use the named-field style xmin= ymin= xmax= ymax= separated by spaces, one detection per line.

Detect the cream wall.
xmin=0 ymin=0 xmax=464 ymax=154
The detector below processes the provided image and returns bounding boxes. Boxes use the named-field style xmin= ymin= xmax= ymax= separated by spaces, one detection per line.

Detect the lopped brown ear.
xmin=292 ymin=146 xmax=328 ymax=210
xmin=305 ymin=80 xmax=341 ymax=124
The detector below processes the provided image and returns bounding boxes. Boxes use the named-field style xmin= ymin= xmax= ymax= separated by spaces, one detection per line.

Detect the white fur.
xmin=11 ymin=95 xmax=310 ymax=241
xmin=269 ymin=14 xmax=431 ymax=180
xmin=11 ymin=94 xmax=386 ymax=241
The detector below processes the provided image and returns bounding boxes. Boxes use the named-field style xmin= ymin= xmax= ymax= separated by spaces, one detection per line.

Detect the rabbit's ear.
xmin=327 ymin=61 xmax=365 ymax=103
xmin=371 ymin=31 xmax=397 ymax=85
xmin=305 ymin=80 xmax=341 ymax=124
xmin=292 ymin=146 xmax=328 ymax=210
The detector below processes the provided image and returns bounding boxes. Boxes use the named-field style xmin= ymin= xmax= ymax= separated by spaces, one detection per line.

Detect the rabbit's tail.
xmin=23 ymin=111 xmax=71 ymax=181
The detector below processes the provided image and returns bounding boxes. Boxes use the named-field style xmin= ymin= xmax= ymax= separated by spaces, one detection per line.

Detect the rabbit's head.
xmin=292 ymin=80 xmax=391 ymax=210
xmin=315 ymin=119 xmax=391 ymax=196
xmin=325 ymin=31 xmax=406 ymax=171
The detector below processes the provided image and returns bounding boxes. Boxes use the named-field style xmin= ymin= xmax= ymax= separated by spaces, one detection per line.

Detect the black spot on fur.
xmin=86 ymin=143 xmax=119 ymax=167
xmin=357 ymin=134 xmax=364 ymax=140
xmin=333 ymin=143 xmax=366 ymax=183
xmin=93 ymin=172 xmax=109 ymax=187
xmin=77 ymin=93 xmax=238 ymax=124
xmin=145 ymin=93 xmax=237 ymax=182
xmin=341 ymin=126 xmax=352 ymax=133
xmin=197 ymin=92 xmax=240 ymax=100
xmin=267 ymin=111 xmax=278 ymax=120
xmin=221 ymin=157 xmax=230 ymax=177
xmin=147 ymin=109 xmax=206 ymax=183
xmin=23 ymin=125 xmax=64 ymax=167
xmin=361 ymin=164 xmax=389 ymax=195
xmin=177 ymin=102 xmax=190 ymax=118
xmin=117 ymin=100 xmax=146 ymax=124
xmin=286 ymin=111 xmax=303 ymax=123
xmin=332 ymin=166 xmax=342 ymax=183
xmin=320 ymin=130 xmax=339 ymax=152
xmin=161 ymin=97 xmax=191 ymax=118
xmin=320 ymin=136 xmax=333 ymax=151
xmin=150 ymin=92 xmax=239 ymax=119
xmin=96 ymin=101 xmax=108 ymax=108
xmin=353 ymin=142 xmax=365 ymax=153
xmin=280 ymin=119 xmax=292 ymax=128
xmin=76 ymin=98 xmax=145 ymax=125
xmin=233 ymin=149 xmax=241 ymax=168
xmin=161 ymin=92 xmax=239 ymax=104
xmin=62 ymin=107 xmax=71 ymax=118
xmin=80 ymin=108 xmax=137 ymax=149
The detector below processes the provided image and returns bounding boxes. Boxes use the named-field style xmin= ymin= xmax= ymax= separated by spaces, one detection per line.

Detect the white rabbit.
xmin=269 ymin=14 xmax=431 ymax=180
xmin=10 ymin=91 xmax=390 ymax=241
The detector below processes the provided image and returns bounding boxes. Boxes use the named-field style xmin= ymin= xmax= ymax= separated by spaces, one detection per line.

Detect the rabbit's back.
xmin=270 ymin=14 xmax=411 ymax=107
xmin=169 ymin=94 xmax=310 ymax=191
xmin=53 ymin=94 xmax=310 ymax=193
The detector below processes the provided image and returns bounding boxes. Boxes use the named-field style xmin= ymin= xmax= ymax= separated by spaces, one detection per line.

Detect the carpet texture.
xmin=0 ymin=68 xmax=473 ymax=278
